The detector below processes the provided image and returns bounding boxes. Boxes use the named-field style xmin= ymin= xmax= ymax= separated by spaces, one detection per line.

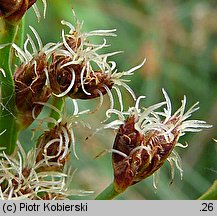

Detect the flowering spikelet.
xmin=0 ymin=142 xmax=92 ymax=200
xmin=102 ymin=89 xmax=212 ymax=192
xmin=0 ymin=0 xmax=47 ymax=23
xmin=0 ymin=0 xmax=28 ymax=23
xmin=48 ymin=11 xmax=145 ymax=110
xmin=35 ymin=122 xmax=72 ymax=172
xmin=13 ymin=26 xmax=60 ymax=128
xmin=48 ymin=11 xmax=116 ymax=98
xmin=34 ymin=100 xmax=88 ymax=171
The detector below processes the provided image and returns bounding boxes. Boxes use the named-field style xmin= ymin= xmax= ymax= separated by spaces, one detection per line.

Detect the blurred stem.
xmin=48 ymin=96 xmax=64 ymax=128
xmin=0 ymin=18 xmax=21 ymax=154
xmin=198 ymin=180 xmax=217 ymax=200
xmin=95 ymin=182 xmax=120 ymax=200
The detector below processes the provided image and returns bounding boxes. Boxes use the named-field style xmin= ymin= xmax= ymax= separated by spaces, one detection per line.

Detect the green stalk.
xmin=198 ymin=180 xmax=217 ymax=200
xmin=48 ymin=96 xmax=64 ymax=128
xmin=95 ymin=182 xmax=120 ymax=200
xmin=13 ymin=18 xmax=25 ymax=71
xmin=0 ymin=18 xmax=20 ymax=154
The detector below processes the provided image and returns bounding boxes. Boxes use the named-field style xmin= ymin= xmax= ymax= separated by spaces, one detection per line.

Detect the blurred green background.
xmin=20 ymin=0 xmax=217 ymax=199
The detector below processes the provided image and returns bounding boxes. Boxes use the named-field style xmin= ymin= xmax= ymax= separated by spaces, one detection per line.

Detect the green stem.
xmin=48 ymin=96 xmax=64 ymax=128
xmin=198 ymin=180 xmax=217 ymax=200
xmin=12 ymin=17 xmax=25 ymax=72
xmin=0 ymin=18 xmax=20 ymax=154
xmin=95 ymin=182 xmax=120 ymax=200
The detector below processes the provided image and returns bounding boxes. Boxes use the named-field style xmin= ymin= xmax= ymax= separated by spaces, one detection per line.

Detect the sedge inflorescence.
xmin=2 ymin=9 xmax=145 ymax=198
xmin=0 ymin=3 xmax=212 ymax=200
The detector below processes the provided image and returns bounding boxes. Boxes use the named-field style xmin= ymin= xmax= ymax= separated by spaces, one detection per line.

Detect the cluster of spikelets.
xmin=0 ymin=140 xmax=93 ymax=200
xmin=14 ymin=11 xmax=145 ymax=128
xmin=0 ymin=8 xmax=146 ymax=199
xmin=0 ymin=2 xmax=212 ymax=200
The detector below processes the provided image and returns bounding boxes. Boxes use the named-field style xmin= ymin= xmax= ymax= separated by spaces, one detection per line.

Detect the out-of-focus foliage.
xmin=21 ymin=0 xmax=217 ymax=199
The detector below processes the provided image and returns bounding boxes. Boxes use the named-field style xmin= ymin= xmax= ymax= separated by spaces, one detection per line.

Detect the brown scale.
xmin=14 ymin=53 xmax=51 ymax=129
xmin=70 ymin=70 xmax=114 ymax=99
xmin=112 ymin=115 xmax=180 ymax=193
xmin=35 ymin=123 xmax=71 ymax=172
xmin=133 ymin=131 xmax=179 ymax=183
xmin=112 ymin=115 xmax=144 ymax=192
xmin=48 ymin=54 xmax=75 ymax=95
xmin=0 ymin=0 xmax=36 ymax=23
xmin=0 ymin=0 xmax=23 ymax=17
xmin=66 ymin=31 xmax=81 ymax=51
xmin=48 ymin=32 xmax=114 ymax=99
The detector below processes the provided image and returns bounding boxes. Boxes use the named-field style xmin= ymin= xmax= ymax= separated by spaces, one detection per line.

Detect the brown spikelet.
xmin=35 ymin=123 xmax=71 ymax=172
xmin=112 ymin=115 xmax=179 ymax=193
xmin=14 ymin=53 xmax=51 ymax=128
xmin=49 ymin=53 xmax=114 ymax=99
xmin=0 ymin=0 xmax=29 ymax=23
